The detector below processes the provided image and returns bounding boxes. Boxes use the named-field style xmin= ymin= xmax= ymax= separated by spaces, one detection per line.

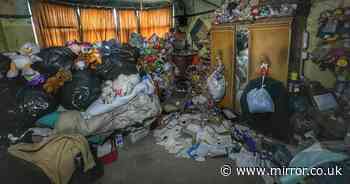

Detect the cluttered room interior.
xmin=0 ymin=0 xmax=350 ymax=183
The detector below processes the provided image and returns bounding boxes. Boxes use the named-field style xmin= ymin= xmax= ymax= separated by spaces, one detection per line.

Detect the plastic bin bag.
xmin=83 ymin=76 xmax=155 ymax=118
xmin=95 ymin=40 xmax=139 ymax=80
xmin=16 ymin=87 xmax=58 ymax=121
xmin=112 ymin=74 xmax=140 ymax=97
xmin=59 ymin=71 xmax=101 ymax=111
xmin=0 ymin=53 xmax=11 ymax=78
xmin=207 ymin=63 xmax=225 ymax=102
xmin=95 ymin=53 xmax=138 ymax=80
xmin=247 ymin=77 xmax=275 ymax=113
xmin=33 ymin=47 xmax=77 ymax=77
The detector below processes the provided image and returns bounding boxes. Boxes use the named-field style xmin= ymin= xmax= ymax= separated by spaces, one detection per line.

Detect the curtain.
xmin=80 ymin=8 xmax=117 ymax=43
xmin=31 ymin=1 xmax=79 ymax=47
xmin=140 ymin=8 xmax=171 ymax=39
xmin=118 ymin=10 xmax=138 ymax=43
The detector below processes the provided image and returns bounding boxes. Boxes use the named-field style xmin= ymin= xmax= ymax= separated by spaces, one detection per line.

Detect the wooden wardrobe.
xmin=211 ymin=17 xmax=304 ymax=111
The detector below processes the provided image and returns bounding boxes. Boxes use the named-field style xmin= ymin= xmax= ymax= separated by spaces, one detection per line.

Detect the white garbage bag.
xmin=83 ymin=76 xmax=155 ymax=118
xmin=112 ymin=74 xmax=140 ymax=97
xmin=207 ymin=62 xmax=225 ymax=102
xmin=247 ymin=76 xmax=275 ymax=113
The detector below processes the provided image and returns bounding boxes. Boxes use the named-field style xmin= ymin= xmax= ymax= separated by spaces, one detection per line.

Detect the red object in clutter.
xmin=259 ymin=63 xmax=270 ymax=76
xmin=192 ymin=54 xmax=200 ymax=65
xmin=99 ymin=149 xmax=118 ymax=165
xmin=154 ymin=43 xmax=161 ymax=50
xmin=251 ymin=6 xmax=260 ymax=17
xmin=144 ymin=55 xmax=157 ymax=63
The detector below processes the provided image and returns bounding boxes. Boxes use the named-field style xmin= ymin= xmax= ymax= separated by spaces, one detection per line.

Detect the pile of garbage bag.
xmin=16 ymin=86 xmax=58 ymax=121
xmin=3 ymin=35 xmax=165 ymax=146
xmin=58 ymin=70 xmax=101 ymax=111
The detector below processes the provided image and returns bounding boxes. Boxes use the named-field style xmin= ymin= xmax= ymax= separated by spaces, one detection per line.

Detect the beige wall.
xmin=0 ymin=0 xmax=35 ymax=52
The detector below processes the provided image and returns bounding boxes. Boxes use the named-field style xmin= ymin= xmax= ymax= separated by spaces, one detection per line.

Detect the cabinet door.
xmin=248 ymin=19 xmax=292 ymax=85
xmin=211 ymin=25 xmax=235 ymax=110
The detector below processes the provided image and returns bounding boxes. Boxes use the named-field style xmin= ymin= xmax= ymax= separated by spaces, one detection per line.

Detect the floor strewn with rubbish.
xmin=98 ymin=136 xmax=262 ymax=184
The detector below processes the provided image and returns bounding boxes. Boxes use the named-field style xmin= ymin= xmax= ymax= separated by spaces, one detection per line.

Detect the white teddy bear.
xmin=101 ymin=80 xmax=115 ymax=104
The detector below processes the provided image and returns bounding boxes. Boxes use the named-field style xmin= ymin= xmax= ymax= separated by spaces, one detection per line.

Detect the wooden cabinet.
xmin=211 ymin=17 xmax=302 ymax=111
xmin=248 ymin=18 xmax=292 ymax=85
xmin=211 ymin=25 xmax=236 ymax=110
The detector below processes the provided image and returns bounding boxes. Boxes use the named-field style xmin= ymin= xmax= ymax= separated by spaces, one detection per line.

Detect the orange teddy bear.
xmin=43 ymin=69 xmax=72 ymax=94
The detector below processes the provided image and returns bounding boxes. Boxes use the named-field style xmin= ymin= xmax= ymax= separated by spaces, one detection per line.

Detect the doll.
xmin=6 ymin=42 xmax=42 ymax=79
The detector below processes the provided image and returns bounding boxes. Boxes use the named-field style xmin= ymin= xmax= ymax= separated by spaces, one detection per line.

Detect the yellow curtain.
xmin=140 ymin=8 xmax=171 ymax=39
xmin=80 ymin=8 xmax=117 ymax=43
xmin=118 ymin=10 xmax=138 ymax=43
xmin=31 ymin=1 xmax=79 ymax=47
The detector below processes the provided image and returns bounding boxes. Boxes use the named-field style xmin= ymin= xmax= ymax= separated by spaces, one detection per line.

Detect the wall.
xmin=305 ymin=0 xmax=350 ymax=88
xmin=0 ymin=0 xmax=36 ymax=52
xmin=182 ymin=0 xmax=219 ymax=45
xmin=182 ymin=0 xmax=349 ymax=88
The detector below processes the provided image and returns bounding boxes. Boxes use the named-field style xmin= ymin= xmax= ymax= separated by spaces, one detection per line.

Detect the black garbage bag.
xmin=96 ymin=44 xmax=138 ymax=80
xmin=16 ymin=87 xmax=58 ymax=121
xmin=0 ymin=53 xmax=11 ymax=77
xmin=58 ymin=70 xmax=101 ymax=111
xmin=33 ymin=47 xmax=77 ymax=77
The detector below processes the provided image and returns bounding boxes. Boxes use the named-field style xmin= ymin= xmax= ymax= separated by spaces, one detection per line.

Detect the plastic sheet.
xmin=16 ymin=87 xmax=58 ymax=120
xmin=58 ymin=71 xmax=101 ymax=111
xmin=33 ymin=47 xmax=77 ymax=77
xmin=280 ymin=143 xmax=349 ymax=184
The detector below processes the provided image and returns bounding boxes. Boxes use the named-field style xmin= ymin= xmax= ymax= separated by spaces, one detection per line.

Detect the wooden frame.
xmin=211 ymin=24 xmax=236 ymax=110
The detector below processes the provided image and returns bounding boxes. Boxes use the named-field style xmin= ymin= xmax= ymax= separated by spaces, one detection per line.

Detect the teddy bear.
xmin=75 ymin=42 xmax=102 ymax=70
xmin=43 ymin=69 xmax=72 ymax=94
xmin=6 ymin=42 xmax=42 ymax=79
xmin=101 ymin=80 xmax=115 ymax=104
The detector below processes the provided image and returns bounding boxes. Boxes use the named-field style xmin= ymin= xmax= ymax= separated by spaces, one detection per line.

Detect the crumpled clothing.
xmin=8 ymin=134 xmax=95 ymax=184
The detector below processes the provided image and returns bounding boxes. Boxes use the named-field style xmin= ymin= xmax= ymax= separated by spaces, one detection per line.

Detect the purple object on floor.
xmin=27 ymin=74 xmax=46 ymax=86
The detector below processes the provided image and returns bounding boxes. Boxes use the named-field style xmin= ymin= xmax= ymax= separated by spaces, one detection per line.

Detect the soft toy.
xmin=101 ymin=80 xmax=115 ymax=104
xmin=43 ymin=69 xmax=72 ymax=94
xmin=251 ymin=6 xmax=260 ymax=18
xmin=66 ymin=41 xmax=81 ymax=55
xmin=6 ymin=42 xmax=42 ymax=79
xmin=78 ymin=43 xmax=102 ymax=70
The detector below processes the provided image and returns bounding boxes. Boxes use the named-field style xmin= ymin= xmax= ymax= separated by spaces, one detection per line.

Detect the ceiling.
xmin=48 ymin=0 xmax=172 ymax=9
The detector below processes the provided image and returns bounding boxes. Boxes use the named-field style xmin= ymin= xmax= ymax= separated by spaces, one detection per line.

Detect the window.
xmin=139 ymin=8 xmax=171 ymax=39
xmin=31 ymin=2 xmax=79 ymax=47
xmin=118 ymin=10 xmax=138 ymax=43
xmin=31 ymin=1 xmax=171 ymax=47
xmin=80 ymin=8 xmax=117 ymax=43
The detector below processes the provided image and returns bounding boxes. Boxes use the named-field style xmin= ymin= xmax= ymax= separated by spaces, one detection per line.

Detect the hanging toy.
xmin=258 ymin=56 xmax=271 ymax=76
